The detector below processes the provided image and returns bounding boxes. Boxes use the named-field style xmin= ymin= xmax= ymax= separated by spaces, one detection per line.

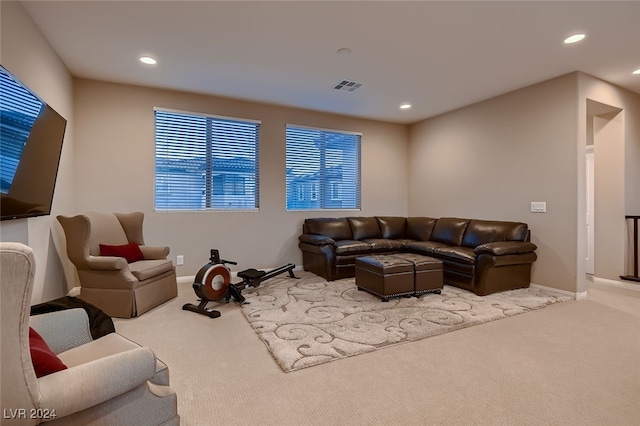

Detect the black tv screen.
xmin=0 ymin=65 xmax=67 ymax=221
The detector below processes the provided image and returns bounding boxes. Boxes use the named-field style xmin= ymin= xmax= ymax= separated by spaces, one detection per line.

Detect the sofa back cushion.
xmin=347 ymin=217 xmax=382 ymax=240
xmin=304 ymin=218 xmax=352 ymax=240
xmin=462 ymin=220 xmax=529 ymax=248
xmin=376 ymin=217 xmax=406 ymax=239
xmin=430 ymin=217 xmax=470 ymax=246
xmin=406 ymin=217 xmax=437 ymax=241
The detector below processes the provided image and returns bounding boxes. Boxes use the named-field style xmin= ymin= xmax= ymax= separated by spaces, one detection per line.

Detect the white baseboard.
xmin=591 ymin=276 xmax=640 ymax=292
xmin=66 ymin=286 xmax=81 ymax=297
xmin=177 ymin=275 xmax=195 ymax=284
xmin=530 ymin=282 xmax=585 ymax=300
xmin=575 ymin=291 xmax=588 ymax=301
xmin=530 ymin=277 xmax=640 ymax=301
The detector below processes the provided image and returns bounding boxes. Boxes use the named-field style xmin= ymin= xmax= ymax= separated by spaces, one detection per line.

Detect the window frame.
xmin=154 ymin=107 xmax=261 ymax=213
xmin=285 ymin=124 xmax=362 ymax=211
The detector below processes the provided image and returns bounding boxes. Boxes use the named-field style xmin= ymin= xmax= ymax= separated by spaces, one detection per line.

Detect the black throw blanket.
xmin=31 ymin=296 xmax=115 ymax=339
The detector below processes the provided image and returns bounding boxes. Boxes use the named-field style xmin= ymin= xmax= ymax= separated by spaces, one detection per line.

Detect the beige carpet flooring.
xmin=114 ymin=277 xmax=640 ymax=426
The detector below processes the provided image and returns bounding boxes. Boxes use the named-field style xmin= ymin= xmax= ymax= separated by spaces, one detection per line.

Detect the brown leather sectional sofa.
xmin=298 ymin=216 xmax=538 ymax=296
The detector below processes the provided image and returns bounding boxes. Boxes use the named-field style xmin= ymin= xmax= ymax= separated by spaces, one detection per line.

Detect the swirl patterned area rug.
xmin=240 ymin=271 xmax=573 ymax=373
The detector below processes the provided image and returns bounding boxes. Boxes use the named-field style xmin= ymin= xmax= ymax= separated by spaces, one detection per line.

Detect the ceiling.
xmin=20 ymin=1 xmax=640 ymax=124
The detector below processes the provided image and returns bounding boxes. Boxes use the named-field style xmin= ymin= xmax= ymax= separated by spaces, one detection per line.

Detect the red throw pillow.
xmin=29 ymin=327 xmax=67 ymax=378
xmin=99 ymin=242 xmax=144 ymax=263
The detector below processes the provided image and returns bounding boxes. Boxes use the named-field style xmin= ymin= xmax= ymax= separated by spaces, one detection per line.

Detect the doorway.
xmin=585 ymin=99 xmax=624 ymax=283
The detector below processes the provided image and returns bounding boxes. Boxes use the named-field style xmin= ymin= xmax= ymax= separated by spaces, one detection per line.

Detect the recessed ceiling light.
xmin=140 ymin=56 xmax=157 ymax=65
xmin=400 ymin=103 xmax=412 ymax=110
xmin=564 ymin=34 xmax=586 ymax=44
xmin=633 ymin=68 xmax=640 ymax=75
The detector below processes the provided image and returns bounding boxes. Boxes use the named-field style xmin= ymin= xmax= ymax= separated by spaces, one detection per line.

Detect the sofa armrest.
xmin=474 ymin=241 xmax=537 ymax=256
xmin=30 ymin=309 xmax=93 ymax=354
xmin=86 ymin=255 xmax=128 ymax=270
xmin=298 ymin=234 xmax=336 ymax=246
xmin=38 ymin=347 xmax=156 ymax=419
xmin=140 ymin=245 xmax=170 ymax=260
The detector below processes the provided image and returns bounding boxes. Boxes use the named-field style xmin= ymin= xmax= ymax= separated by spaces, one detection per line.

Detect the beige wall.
xmin=2 ymin=1 xmax=637 ymax=301
xmin=409 ymin=72 xmax=640 ymax=293
xmin=0 ymin=1 xmax=75 ymax=303
xmin=73 ymin=79 xmax=408 ymax=276
xmin=578 ymin=74 xmax=640 ymax=285
xmin=409 ymin=74 xmax=580 ymax=292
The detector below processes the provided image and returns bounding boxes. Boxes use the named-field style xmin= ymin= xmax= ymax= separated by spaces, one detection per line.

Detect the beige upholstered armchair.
xmin=0 ymin=242 xmax=180 ymax=425
xmin=56 ymin=211 xmax=178 ymax=318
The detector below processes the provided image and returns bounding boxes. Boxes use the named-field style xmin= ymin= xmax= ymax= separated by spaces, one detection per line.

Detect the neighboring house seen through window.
xmin=154 ymin=108 xmax=260 ymax=211
xmin=286 ymin=125 xmax=361 ymax=210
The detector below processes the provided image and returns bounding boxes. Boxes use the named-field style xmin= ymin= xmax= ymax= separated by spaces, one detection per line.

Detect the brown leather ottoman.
xmin=391 ymin=253 xmax=443 ymax=296
xmin=355 ymin=255 xmax=414 ymax=302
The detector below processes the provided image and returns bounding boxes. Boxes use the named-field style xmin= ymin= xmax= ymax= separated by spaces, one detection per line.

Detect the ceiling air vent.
xmin=333 ymin=79 xmax=363 ymax=93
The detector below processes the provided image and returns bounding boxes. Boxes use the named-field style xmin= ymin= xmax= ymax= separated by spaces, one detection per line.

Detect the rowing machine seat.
xmin=238 ymin=268 xmax=266 ymax=280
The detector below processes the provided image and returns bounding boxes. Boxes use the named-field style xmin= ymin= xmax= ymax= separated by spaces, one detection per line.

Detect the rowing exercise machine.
xmin=182 ymin=249 xmax=297 ymax=318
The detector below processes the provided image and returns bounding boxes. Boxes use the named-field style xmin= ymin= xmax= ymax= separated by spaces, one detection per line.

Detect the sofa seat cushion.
xmin=335 ymin=240 xmax=373 ymax=255
xmin=405 ymin=240 xmax=449 ymax=254
xmin=430 ymin=246 xmax=476 ymax=264
xmin=362 ymin=238 xmax=405 ymax=252
xmin=129 ymin=259 xmax=174 ymax=281
xmin=441 ymin=259 xmax=475 ymax=276
xmin=396 ymin=239 xmax=418 ymax=248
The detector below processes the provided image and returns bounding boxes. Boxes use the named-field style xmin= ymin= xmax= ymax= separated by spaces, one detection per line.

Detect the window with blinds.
xmin=154 ymin=108 xmax=260 ymax=211
xmin=0 ymin=70 xmax=43 ymax=195
xmin=286 ymin=125 xmax=361 ymax=210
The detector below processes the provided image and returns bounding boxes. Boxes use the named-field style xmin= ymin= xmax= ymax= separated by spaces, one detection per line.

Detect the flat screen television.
xmin=1 ymin=65 xmax=67 ymax=221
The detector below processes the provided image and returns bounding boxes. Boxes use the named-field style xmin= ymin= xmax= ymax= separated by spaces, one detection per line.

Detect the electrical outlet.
xmin=530 ymin=202 xmax=547 ymax=213
xmin=176 ymin=255 xmax=184 ymax=265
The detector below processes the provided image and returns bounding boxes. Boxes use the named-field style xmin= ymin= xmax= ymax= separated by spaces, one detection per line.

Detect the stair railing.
xmin=621 ymin=215 xmax=640 ymax=282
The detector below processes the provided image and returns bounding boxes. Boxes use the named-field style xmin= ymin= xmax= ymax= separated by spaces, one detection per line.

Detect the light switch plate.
xmin=531 ymin=202 xmax=546 ymax=213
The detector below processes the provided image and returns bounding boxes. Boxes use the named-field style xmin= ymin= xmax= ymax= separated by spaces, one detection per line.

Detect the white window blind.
xmin=154 ymin=109 xmax=260 ymax=211
xmin=286 ymin=125 xmax=361 ymax=210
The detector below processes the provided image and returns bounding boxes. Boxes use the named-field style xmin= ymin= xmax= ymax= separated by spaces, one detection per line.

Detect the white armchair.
xmin=0 ymin=242 xmax=180 ymax=425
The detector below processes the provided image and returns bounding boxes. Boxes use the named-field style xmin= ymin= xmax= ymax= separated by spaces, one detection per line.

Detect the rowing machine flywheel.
xmin=193 ymin=263 xmax=231 ymax=302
